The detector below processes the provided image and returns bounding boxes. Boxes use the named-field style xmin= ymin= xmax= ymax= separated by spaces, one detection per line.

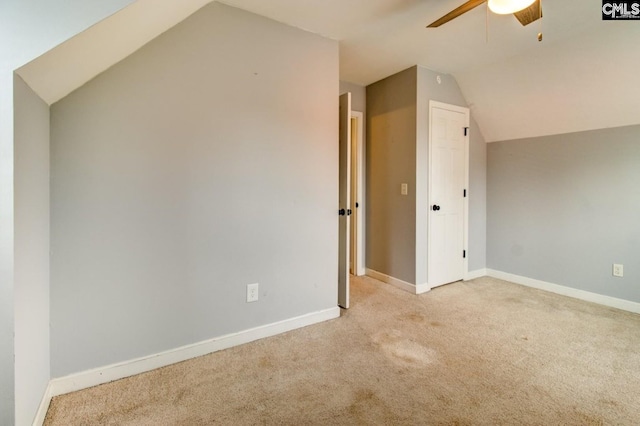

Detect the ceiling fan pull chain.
xmin=538 ymin=0 xmax=543 ymax=41
xmin=486 ymin=2 xmax=489 ymax=43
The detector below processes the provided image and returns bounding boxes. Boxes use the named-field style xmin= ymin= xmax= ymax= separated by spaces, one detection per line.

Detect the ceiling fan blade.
xmin=513 ymin=0 xmax=542 ymax=26
xmin=427 ymin=0 xmax=487 ymax=28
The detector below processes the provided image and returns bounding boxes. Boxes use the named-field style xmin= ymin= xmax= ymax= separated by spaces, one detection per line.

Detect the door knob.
xmin=432 ymin=205 xmax=441 ymax=211
xmin=338 ymin=209 xmax=346 ymax=216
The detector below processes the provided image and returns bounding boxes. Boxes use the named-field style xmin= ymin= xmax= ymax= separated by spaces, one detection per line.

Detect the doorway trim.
xmin=350 ymin=111 xmax=365 ymax=276
xmin=427 ymin=101 xmax=469 ymax=288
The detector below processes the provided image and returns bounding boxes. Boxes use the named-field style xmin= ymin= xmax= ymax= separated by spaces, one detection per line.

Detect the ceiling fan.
xmin=427 ymin=0 xmax=542 ymax=28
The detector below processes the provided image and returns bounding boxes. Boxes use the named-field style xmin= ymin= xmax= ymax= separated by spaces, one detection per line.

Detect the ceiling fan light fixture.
xmin=488 ymin=0 xmax=536 ymax=14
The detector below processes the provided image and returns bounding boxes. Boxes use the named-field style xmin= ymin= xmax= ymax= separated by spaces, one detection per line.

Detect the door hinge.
xmin=463 ymin=250 xmax=467 ymax=259
xmin=463 ymin=189 xmax=467 ymax=198
xmin=464 ymin=127 xmax=469 ymax=136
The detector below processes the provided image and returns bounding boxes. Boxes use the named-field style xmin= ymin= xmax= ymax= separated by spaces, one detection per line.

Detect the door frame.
xmin=350 ymin=111 xmax=365 ymax=277
xmin=427 ymin=101 xmax=470 ymax=287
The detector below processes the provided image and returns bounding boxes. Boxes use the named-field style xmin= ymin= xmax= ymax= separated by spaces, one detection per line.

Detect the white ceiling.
xmin=221 ymin=0 xmax=604 ymax=83
xmin=17 ymin=0 xmax=640 ymax=142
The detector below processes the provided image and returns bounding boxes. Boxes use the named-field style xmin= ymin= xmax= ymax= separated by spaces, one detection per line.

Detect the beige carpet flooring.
xmin=45 ymin=276 xmax=640 ymax=425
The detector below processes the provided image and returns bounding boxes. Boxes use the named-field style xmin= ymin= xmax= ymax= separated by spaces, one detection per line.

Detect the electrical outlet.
xmin=247 ymin=283 xmax=259 ymax=302
xmin=613 ymin=264 xmax=624 ymax=278
xmin=401 ymin=183 xmax=408 ymax=195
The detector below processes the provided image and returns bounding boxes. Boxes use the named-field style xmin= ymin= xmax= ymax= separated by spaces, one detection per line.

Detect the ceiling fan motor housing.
xmin=488 ymin=0 xmax=537 ymax=15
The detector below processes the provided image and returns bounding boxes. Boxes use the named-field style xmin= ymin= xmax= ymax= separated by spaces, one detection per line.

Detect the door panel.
xmin=338 ymin=93 xmax=351 ymax=308
xmin=429 ymin=105 xmax=467 ymax=288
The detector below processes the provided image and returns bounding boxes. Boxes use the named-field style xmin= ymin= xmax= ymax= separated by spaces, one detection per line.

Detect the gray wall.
xmin=487 ymin=125 xmax=640 ymax=302
xmin=416 ymin=66 xmax=487 ymax=283
xmin=0 ymin=71 xmax=15 ymax=426
xmin=366 ymin=68 xmax=417 ymax=284
xmin=13 ymin=76 xmax=50 ymax=425
xmin=50 ymin=3 xmax=339 ymax=377
xmin=1 ymin=1 xmax=134 ymax=422
xmin=467 ymin=117 xmax=487 ymax=272
xmin=366 ymin=66 xmax=487 ymax=286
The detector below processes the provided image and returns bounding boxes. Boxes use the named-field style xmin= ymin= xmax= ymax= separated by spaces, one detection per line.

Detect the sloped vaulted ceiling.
xmin=17 ymin=0 xmax=215 ymax=104
xmin=455 ymin=23 xmax=640 ymax=142
xmin=17 ymin=0 xmax=640 ymax=142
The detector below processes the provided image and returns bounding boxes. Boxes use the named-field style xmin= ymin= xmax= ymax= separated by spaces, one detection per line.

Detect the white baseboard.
xmin=465 ymin=268 xmax=487 ymax=281
xmin=415 ymin=283 xmax=431 ymax=295
xmin=32 ymin=382 xmax=53 ymax=426
xmin=42 ymin=307 xmax=339 ymax=406
xmin=365 ymin=268 xmax=489 ymax=294
xmin=487 ymin=269 xmax=640 ymax=314
xmin=365 ymin=269 xmax=430 ymax=295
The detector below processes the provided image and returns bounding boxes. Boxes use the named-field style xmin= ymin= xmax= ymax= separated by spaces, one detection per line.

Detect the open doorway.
xmin=338 ymin=92 xmax=365 ymax=309
xmin=349 ymin=111 xmax=365 ymax=277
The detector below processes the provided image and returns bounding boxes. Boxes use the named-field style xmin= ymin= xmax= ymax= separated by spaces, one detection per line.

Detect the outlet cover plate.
xmin=247 ymin=283 xmax=259 ymax=302
xmin=613 ymin=264 xmax=624 ymax=278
